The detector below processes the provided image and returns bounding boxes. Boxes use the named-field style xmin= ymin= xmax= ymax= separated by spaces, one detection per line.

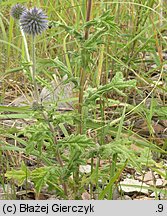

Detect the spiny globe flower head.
xmin=10 ymin=4 xmax=27 ymax=20
xmin=20 ymin=7 xmax=48 ymax=36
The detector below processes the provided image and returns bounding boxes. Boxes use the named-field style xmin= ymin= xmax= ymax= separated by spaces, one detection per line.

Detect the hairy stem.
xmin=78 ymin=0 xmax=92 ymax=134
xmin=32 ymin=36 xmax=39 ymax=103
xmin=20 ymin=25 xmax=33 ymax=77
xmin=31 ymin=36 xmax=68 ymax=196
xmin=42 ymin=111 xmax=68 ymax=197
xmin=85 ymin=0 xmax=92 ymax=40
xmin=75 ymin=0 xmax=92 ymax=199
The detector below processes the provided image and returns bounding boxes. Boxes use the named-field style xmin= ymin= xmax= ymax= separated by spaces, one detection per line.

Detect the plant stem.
xmin=108 ymin=153 xmax=117 ymax=199
xmin=85 ymin=0 xmax=92 ymax=40
xmin=32 ymin=36 xmax=39 ymax=103
xmin=31 ymin=36 xmax=68 ymax=197
xmin=75 ymin=0 xmax=92 ymax=199
xmin=20 ymin=25 xmax=33 ymax=77
xmin=78 ymin=0 xmax=92 ymax=134
xmin=42 ymin=111 xmax=68 ymax=197
xmin=78 ymin=68 xmax=85 ymax=134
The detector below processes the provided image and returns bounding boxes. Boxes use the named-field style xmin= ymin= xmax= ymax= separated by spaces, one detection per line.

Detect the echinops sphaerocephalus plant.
xmin=20 ymin=7 xmax=48 ymax=36
xmin=10 ymin=3 xmax=27 ymax=20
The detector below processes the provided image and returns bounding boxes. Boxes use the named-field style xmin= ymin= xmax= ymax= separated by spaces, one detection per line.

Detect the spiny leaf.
xmin=58 ymin=134 xmax=95 ymax=147
xmin=5 ymin=162 xmax=30 ymax=186
xmin=85 ymin=72 xmax=136 ymax=104
xmin=49 ymin=21 xmax=83 ymax=40
xmin=31 ymin=166 xmax=60 ymax=194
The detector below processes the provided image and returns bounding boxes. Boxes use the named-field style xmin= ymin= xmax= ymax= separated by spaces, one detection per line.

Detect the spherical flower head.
xmin=10 ymin=4 xmax=27 ymax=20
xmin=20 ymin=7 xmax=48 ymax=36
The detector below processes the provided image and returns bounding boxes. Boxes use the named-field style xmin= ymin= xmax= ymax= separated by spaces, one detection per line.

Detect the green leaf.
xmin=49 ymin=21 xmax=83 ymax=40
xmin=84 ymin=10 xmax=118 ymax=32
xmin=5 ymin=162 xmax=30 ymax=186
xmin=31 ymin=166 xmax=60 ymax=194
xmin=0 ymin=113 xmax=31 ymax=119
xmin=85 ymin=72 xmax=136 ymax=104
xmin=53 ymin=57 xmax=72 ymax=77
xmin=0 ymin=105 xmax=31 ymax=113
xmin=99 ymin=160 xmax=127 ymax=199
xmin=31 ymin=167 xmax=51 ymax=193
xmin=38 ymin=57 xmax=72 ymax=77
xmin=155 ymin=106 xmax=167 ymax=119
xmin=58 ymin=134 xmax=95 ymax=148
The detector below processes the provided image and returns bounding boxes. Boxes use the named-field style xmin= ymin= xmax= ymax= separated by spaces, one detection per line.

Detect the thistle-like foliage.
xmin=10 ymin=4 xmax=27 ymax=20
xmin=20 ymin=7 xmax=48 ymax=36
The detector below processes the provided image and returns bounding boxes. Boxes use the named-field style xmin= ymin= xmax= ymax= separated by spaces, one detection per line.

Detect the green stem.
xmin=31 ymin=35 xmax=68 ymax=196
xmin=78 ymin=68 xmax=86 ymax=134
xmin=108 ymin=153 xmax=117 ymax=200
xmin=42 ymin=111 xmax=68 ymax=197
xmin=78 ymin=0 xmax=92 ymax=134
xmin=32 ymin=36 xmax=39 ymax=103
xmin=20 ymin=24 xmax=33 ymax=77
xmin=74 ymin=0 xmax=92 ymax=199
xmin=90 ymin=157 xmax=94 ymax=198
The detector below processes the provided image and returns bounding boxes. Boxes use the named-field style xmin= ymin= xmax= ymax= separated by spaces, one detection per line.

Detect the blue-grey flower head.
xmin=20 ymin=7 xmax=48 ymax=36
xmin=10 ymin=4 xmax=27 ymax=20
